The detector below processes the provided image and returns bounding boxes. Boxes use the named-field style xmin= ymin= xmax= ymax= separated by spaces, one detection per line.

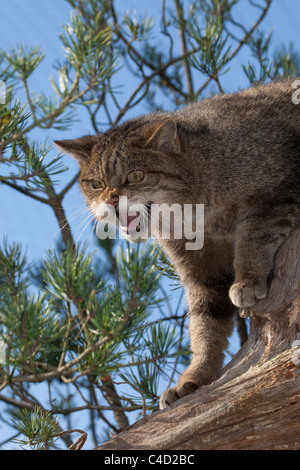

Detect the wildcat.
xmin=55 ymin=79 xmax=300 ymax=409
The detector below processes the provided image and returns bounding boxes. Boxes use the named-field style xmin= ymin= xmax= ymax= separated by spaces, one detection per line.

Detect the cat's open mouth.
xmin=116 ymin=202 xmax=152 ymax=234
xmin=119 ymin=211 xmax=141 ymax=232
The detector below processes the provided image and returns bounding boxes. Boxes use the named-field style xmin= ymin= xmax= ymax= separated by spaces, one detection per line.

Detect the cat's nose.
xmin=105 ymin=195 xmax=119 ymax=207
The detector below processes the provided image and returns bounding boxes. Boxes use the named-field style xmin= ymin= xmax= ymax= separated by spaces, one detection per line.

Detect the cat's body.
xmin=55 ymin=79 xmax=300 ymax=409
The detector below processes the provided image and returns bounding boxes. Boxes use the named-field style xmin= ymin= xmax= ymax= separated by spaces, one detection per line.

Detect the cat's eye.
xmin=126 ymin=170 xmax=144 ymax=184
xmin=91 ymin=179 xmax=104 ymax=190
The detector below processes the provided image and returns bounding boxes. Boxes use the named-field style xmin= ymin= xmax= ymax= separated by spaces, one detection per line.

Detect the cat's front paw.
xmin=229 ymin=278 xmax=268 ymax=308
xmin=159 ymin=382 xmax=198 ymax=409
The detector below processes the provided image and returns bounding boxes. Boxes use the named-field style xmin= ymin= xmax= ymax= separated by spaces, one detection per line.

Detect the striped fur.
xmin=55 ymin=79 xmax=300 ymax=408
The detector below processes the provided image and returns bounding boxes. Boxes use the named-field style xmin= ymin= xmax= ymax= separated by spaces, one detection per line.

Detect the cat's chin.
xmin=123 ymin=234 xmax=146 ymax=244
xmin=119 ymin=226 xmax=149 ymax=244
xmin=117 ymin=202 xmax=152 ymax=243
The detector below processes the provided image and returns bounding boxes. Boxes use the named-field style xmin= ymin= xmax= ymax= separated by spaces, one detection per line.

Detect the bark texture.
xmin=96 ymin=229 xmax=300 ymax=450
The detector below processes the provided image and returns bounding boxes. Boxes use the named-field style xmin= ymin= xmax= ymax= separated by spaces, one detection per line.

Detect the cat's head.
xmin=55 ymin=117 xmax=191 ymax=242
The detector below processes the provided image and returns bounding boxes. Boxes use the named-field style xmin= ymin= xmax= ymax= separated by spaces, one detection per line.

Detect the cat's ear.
xmin=145 ymin=119 xmax=180 ymax=154
xmin=54 ymin=135 xmax=98 ymax=163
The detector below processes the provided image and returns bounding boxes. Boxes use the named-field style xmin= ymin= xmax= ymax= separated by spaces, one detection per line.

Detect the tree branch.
xmin=0 ymin=179 xmax=49 ymax=204
xmin=96 ymin=229 xmax=300 ymax=450
xmin=174 ymin=0 xmax=194 ymax=96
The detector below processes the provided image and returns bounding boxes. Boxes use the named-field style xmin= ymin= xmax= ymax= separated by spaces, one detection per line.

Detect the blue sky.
xmin=0 ymin=0 xmax=299 ymax=263
xmin=0 ymin=0 xmax=299 ymax=448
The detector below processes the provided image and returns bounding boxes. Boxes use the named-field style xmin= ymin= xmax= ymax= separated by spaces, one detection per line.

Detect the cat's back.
xmin=177 ymin=79 xmax=299 ymax=132
xmin=175 ymin=79 xmax=300 ymax=203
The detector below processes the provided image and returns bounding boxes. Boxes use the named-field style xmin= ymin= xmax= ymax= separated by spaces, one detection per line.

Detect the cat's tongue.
xmin=119 ymin=211 xmax=141 ymax=230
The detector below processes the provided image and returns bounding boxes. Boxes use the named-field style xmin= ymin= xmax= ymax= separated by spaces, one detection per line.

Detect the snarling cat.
xmin=55 ymin=79 xmax=300 ymax=409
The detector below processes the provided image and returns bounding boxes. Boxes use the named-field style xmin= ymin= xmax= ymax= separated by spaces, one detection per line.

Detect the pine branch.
xmin=0 ymin=0 xmax=286 ymax=449
xmin=0 ymin=179 xmax=49 ymax=204
xmin=174 ymin=0 xmax=194 ymax=96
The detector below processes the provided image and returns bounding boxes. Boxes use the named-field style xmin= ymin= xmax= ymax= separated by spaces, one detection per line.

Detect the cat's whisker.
xmin=74 ymin=211 xmax=94 ymax=234
xmin=75 ymin=212 xmax=95 ymax=243
xmin=66 ymin=207 xmax=91 ymax=223
xmin=63 ymin=200 xmax=88 ymax=209
xmin=50 ymin=207 xmax=91 ymax=242
xmin=91 ymin=217 xmax=100 ymax=239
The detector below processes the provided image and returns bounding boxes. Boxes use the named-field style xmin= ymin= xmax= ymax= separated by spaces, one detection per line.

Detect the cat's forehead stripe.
xmin=110 ymin=148 xmax=120 ymax=174
xmin=97 ymin=145 xmax=124 ymax=187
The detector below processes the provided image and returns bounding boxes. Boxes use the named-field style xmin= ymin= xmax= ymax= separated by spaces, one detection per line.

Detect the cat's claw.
xmin=229 ymin=279 xmax=268 ymax=308
xmin=239 ymin=307 xmax=251 ymax=318
xmin=159 ymin=387 xmax=179 ymax=409
xmin=159 ymin=382 xmax=198 ymax=409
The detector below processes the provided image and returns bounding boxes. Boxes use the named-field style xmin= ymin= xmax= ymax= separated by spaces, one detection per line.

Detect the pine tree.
xmin=0 ymin=0 xmax=298 ymax=450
